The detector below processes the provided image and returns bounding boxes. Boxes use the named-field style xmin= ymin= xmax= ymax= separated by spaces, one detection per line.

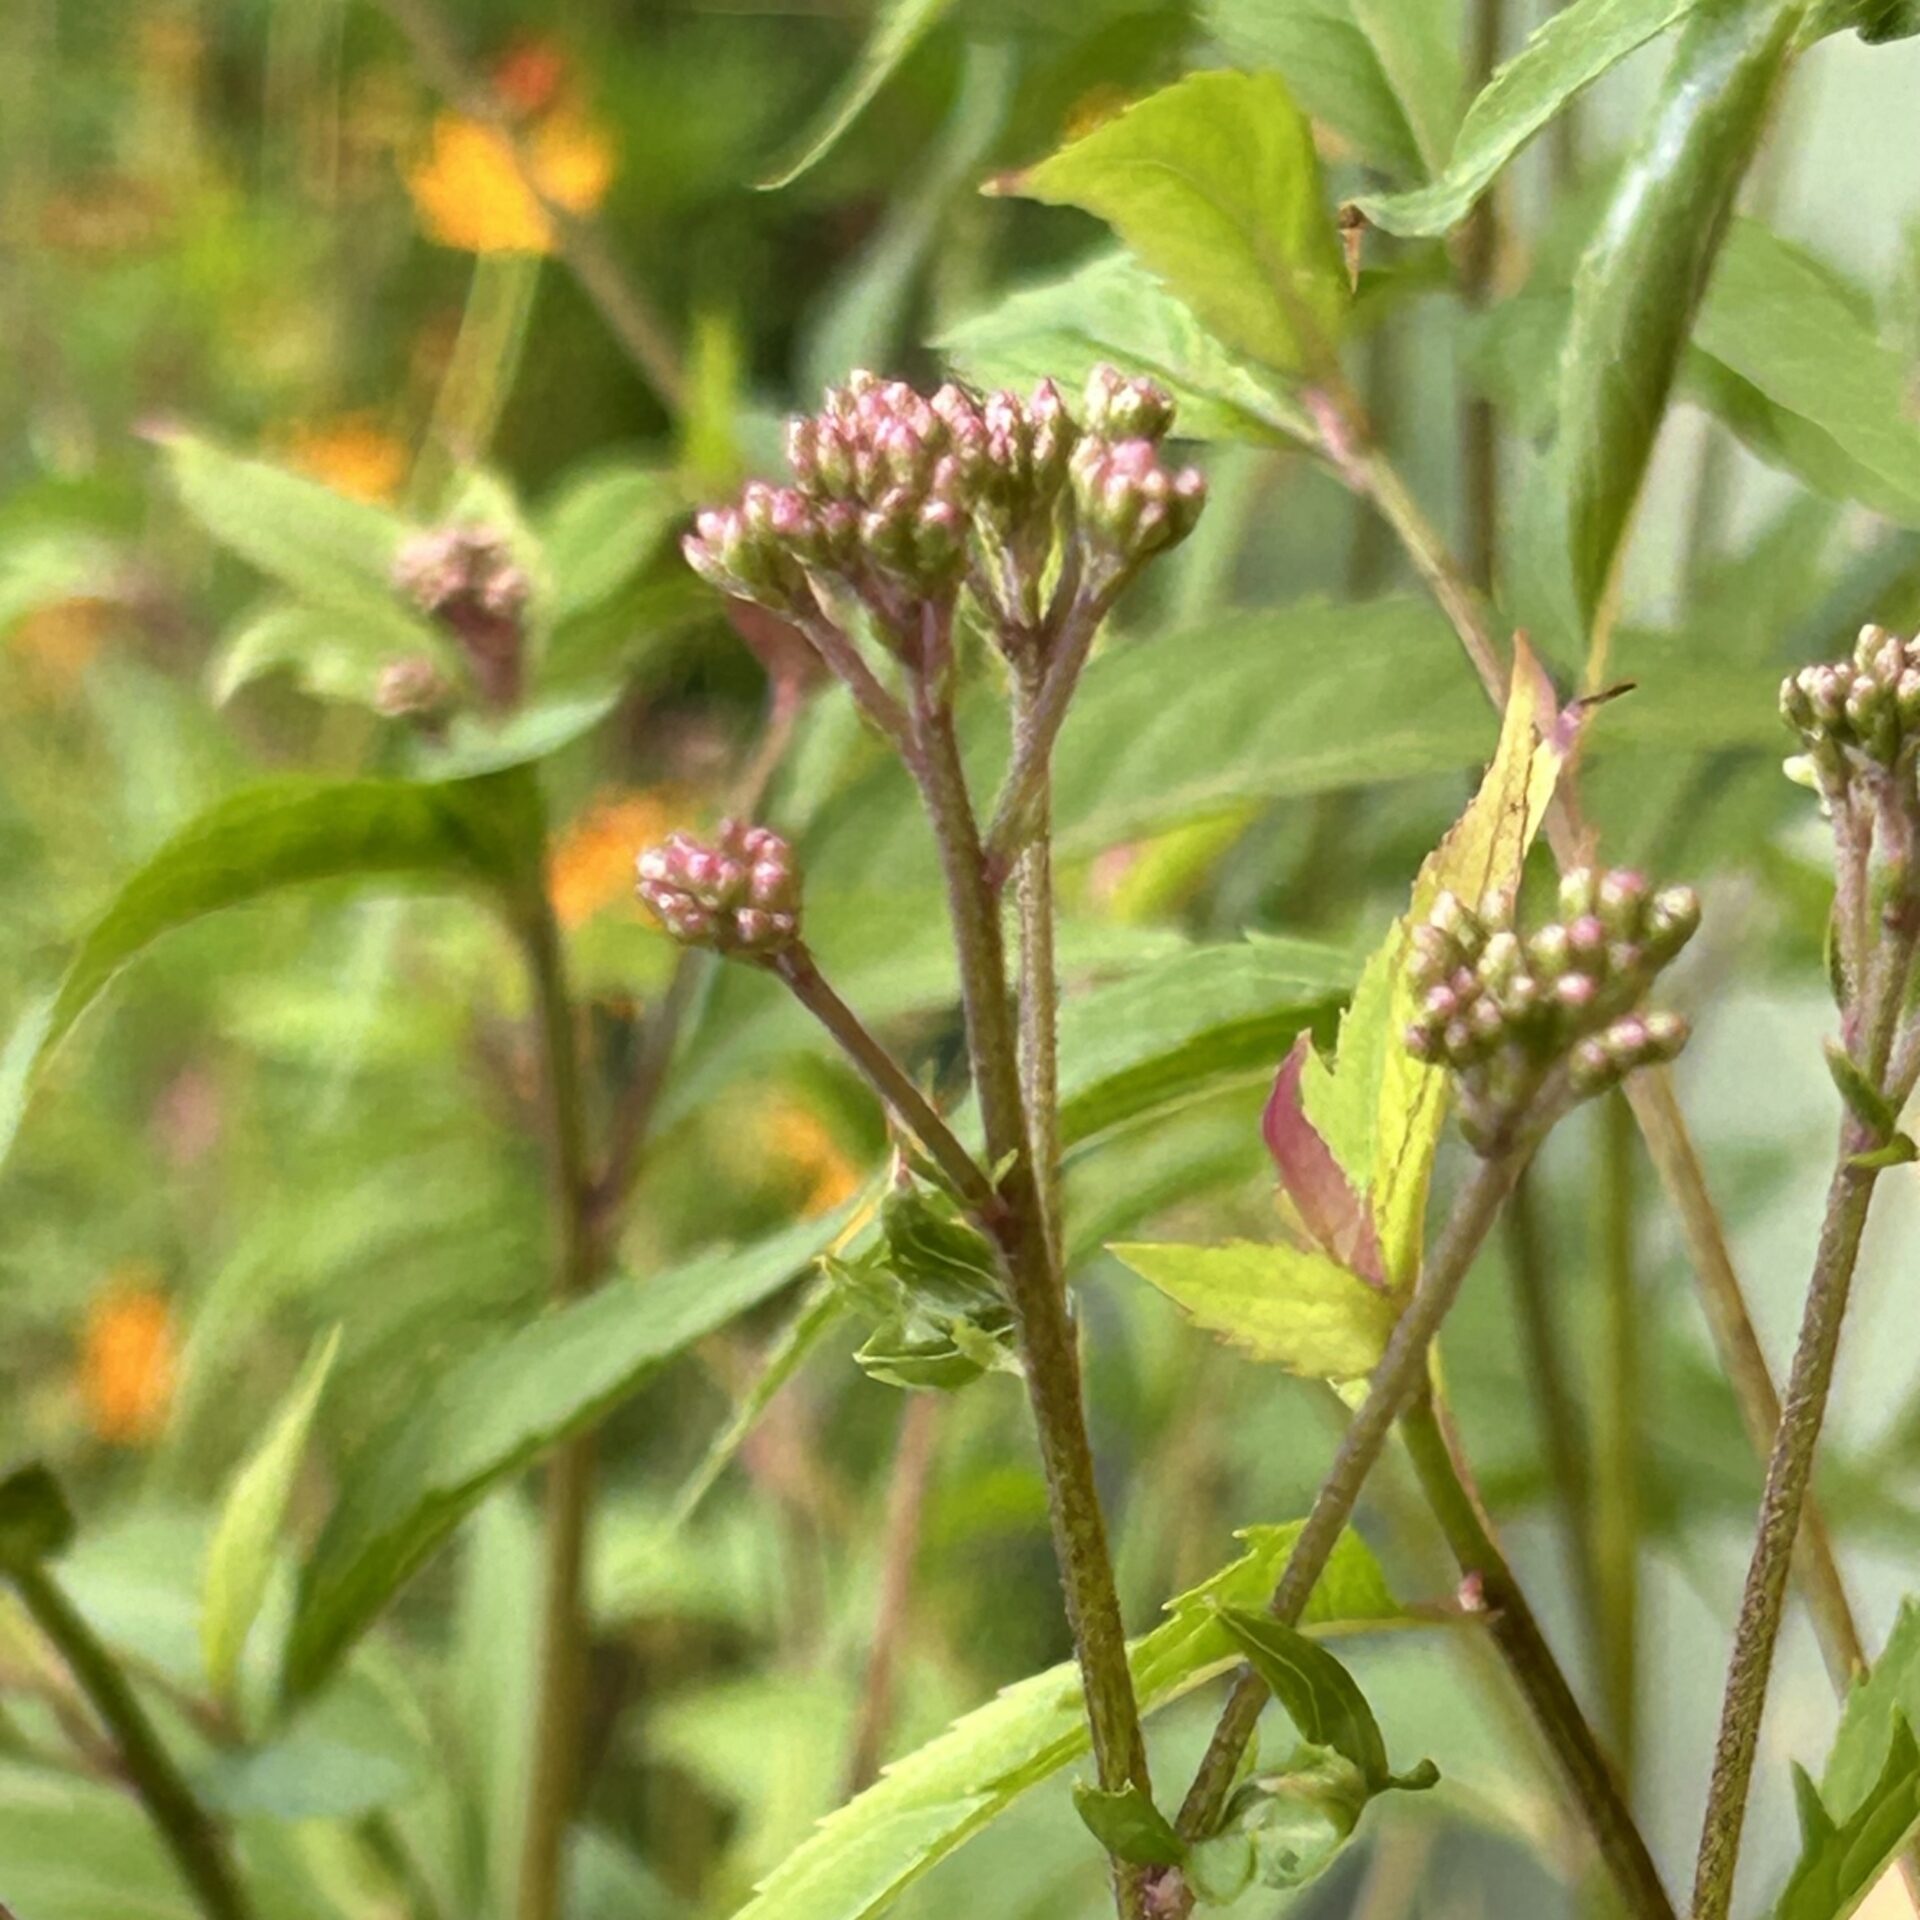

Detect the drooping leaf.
xmin=1215 ymin=1608 xmax=1390 ymax=1784
xmin=1774 ymin=1716 xmax=1920 ymax=1920
xmin=994 ymin=71 xmax=1349 ymax=378
xmin=1071 ymin=1782 xmax=1187 ymax=1869
xmin=0 ymin=772 xmax=546 ymax=1173
xmin=159 ymin=430 xmax=427 ymax=647
xmin=757 ymin=0 xmax=954 ymax=190
xmin=282 ymin=1209 xmax=853 ymax=1701
xmin=1202 ymin=0 xmax=1428 ymax=180
xmin=1300 ymin=641 xmax=1568 ymax=1284
xmin=1692 ymin=220 xmax=1920 ymax=526
xmin=201 ymin=1329 xmax=341 ymax=1705
xmin=939 ymin=251 xmax=1312 ymax=447
xmin=1356 ymin=0 xmax=1696 ymax=237
xmin=732 ymin=1525 xmax=1407 ymax=1920
xmin=1112 ymin=1240 xmax=1394 ymax=1379
xmin=1557 ymin=0 xmax=1803 ymax=627
xmin=1056 ymin=938 xmax=1352 ymax=1148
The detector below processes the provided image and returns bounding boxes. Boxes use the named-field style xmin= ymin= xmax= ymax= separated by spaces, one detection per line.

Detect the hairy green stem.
xmin=1398 ymin=1394 xmax=1675 ymax=1920
xmin=1012 ymin=665 xmax=1064 ymax=1273
xmin=10 ymin=1560 xmax=252 ymax=1920
xmin=1594 ymin=1091 xmax=1642 ymax=1776
xmin=1171 ymin=1133 xmax=1541 ymax=1872
xmin=910 ymin=685 xmax=1150 ymax=1919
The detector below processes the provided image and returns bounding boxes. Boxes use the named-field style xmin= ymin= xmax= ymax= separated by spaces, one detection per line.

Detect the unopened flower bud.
xmin=1082 ymin=364 xmax=1176 ymax=442
xmin=636 ymin=821 xmax=802 ymax=959
xmin=374 ymin=654 xmax=456 ymax=728
xmin=1644 ymin=885 xmax=1701 ymax=960
xmin=1596 ymin=868 xmax=1649 ymax=938
xmin=393 ymin=525 xmax=530 ymax=710
xmin=1430 ymin=891 xmax=1483 ymax=952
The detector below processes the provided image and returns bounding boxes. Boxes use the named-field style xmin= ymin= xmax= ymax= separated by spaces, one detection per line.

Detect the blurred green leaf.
xmin=1350 ymin=0 xmax=1464 ymax=172
xmin=1356 ymin=0 xmax=1695 ymax=237
xmin=1111 ymin=1241 xmax=1394 ymax=1379
xmin=1071 ymin=1781 xmax=1186 ymax=1868
xmin=996 ymin=71 xmax=1348 ymax=377
xmin=0 ymin=772 xmax=545 ymax=1174
xmin=758 ymin=0 xmax=955 ymax=190
xmin=733 ymin=1523 xmax=1406 ymax=1920
xmin=201 ymin=1328 xmax=340 ymax=1706
xmin=536 ymin=461 xmax=686 ymax=627
xmin=939 ymin=251 xmax=1312 ymax=445
xmin=0 ymin=528 xmax=119 ymax=634
xmin=1558 ymin=0 xmax=1803 ymax=627
xmin=209 ymin=599 xmax=421 ymax=708
xmin=1057 ymin=938 xmax=1350 ymax=1148
xmin=1202 ymin=0 xmax=1428 ymax=180
xmin=283 ymin=1208 xmax=854 ymax=1701
xmin=0 ymin=1764 xmax=199 ymax=1920
xmin=1774 ymin=1716 xmax=1920 ymax=1920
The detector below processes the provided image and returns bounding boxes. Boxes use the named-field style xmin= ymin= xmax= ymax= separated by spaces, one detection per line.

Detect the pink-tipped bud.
xmin=393 ymin=524 xmax=531 ymax=710
xmin=635 ymin=822 xmax=802 ymax=959
xmin=1082 ymin=364 xmax=1176 ymax=442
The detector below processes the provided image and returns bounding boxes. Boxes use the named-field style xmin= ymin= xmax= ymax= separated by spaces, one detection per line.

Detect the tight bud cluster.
xmin=393 ymin=525 xmax=531 ymax=711
xmin=1781 ymin=625 xmax=1920 ymax=795
xmin=635 ymin=821 xmax=801 ymax=959
xmin=681 ymin=365 xmax=1206 ymax=638
xmin=1406 ymin=869 xmax=1699 ymax=1152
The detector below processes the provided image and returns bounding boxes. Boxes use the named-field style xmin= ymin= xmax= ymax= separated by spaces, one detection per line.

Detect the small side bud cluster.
xmin=373 ymin=654 xmax=457 ymax=731
xmin=1406 ymin=869 xmax=1699 ymax=1152
xmin=393 ymin=525 xmax=531 ymax=711
xmin=634 ymin=821 xmax=801 ymax=959
xmin=682 ymin=364 xmax=1206 ymax=650
xmin=1781 ymin=624 xmax=1920 ymax=799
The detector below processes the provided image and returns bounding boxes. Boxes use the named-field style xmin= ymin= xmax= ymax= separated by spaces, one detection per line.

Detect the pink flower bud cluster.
xmin=634 ymin=821 xmax=801 ymax=959
xmin=392 ymin=525 xmax=532 ymax=711
xmin=1781 ymin=625 xmax=1920 ymax=794
xmin=681 ymin=365 xmax=1206 ymax=633
xmin=1406 ymin=868 xmax=1699 ymax=1152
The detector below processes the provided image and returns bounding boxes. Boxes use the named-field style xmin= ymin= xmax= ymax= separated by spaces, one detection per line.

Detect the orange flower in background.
xmin=549 ymin=789 xmax=690 ymax=929
xmin=11 ymin=600 xmax=110 ymax=692
xmin=758 ymin=1097 xmax=862 ymax=1218
xmin=407 ymin=110 xmax=614 ymax=256
xmin=81 ymin=1275 xmax=177 ymax=1446
xmin=281 ymin=414 xmax=409 ymax=505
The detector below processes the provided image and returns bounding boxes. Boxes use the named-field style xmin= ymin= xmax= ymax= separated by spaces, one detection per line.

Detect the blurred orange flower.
xmin=549 ymin=789 xmax=689 ymax=929
xmin=281 ymin=414 xmax=409 ymax=505
xmin=407 ymin=111 xmax=614 ymax=256
xmin=759 ymin=1098 xmax=862 ymax=1217
xmin=81 ymin=1275 xmax=177 ymax=1446
xmin=12 ymin=600 xmax=110 ymax=692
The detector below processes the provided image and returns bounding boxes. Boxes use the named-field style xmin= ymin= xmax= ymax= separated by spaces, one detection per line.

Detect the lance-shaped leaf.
xmin=731 ymin=1524 xmax=1406 ymax=1920
xmin=1557 ymin=0 xmax=1804 ymax=628
xmin=1300 ymin=641 xmax=1570 ymax=1284
xmin=1355 ymin=0 xmax=1696 ymax=237
xmin=992 ymin=71 xmax=1348 ymax=378
xmin=1110 ymin=1241 xmax=1395 ymax=1380
xmin=0 ymin=772 xmax=547 ymax=1174
xmin=1072 ymin=1782 xmax=1186 ymax=1869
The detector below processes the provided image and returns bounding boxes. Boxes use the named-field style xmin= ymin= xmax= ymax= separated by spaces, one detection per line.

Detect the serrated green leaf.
xmin=1111 ymin=1242 xmax=1394 ymax=1380
xmin=0 ymin=772 xmax=545 ymax=1175
xmin=201 ymin=1329 xmax=340 ymax=1705
xmin=1214 ymin=1608 xmax=1391 ymax=1785
xmin=757 ymin=0 xmax=954 ymax=190
xmin=0 ymin=1464 xmax=76 ymax=1570
xmin=996 ymin=71 xmax=1348 ymax=377
xmin=159 ymin=430 xmax=428 ymax=647
xmin=1775 ymin=1715 xmax=1920 ymax=1920
xmin=1301 ymin=642 xmax=1565 ymax=1284
xmin=1825 ymin=1600 xmax=1920 ymax=1816
xmin=1073 ymin=1781 xmax=1187 ymax=1868
xmin=1057 ymin=939 xmax=1352 ymax=1148
xmin=1558 ymin=0 xmax=1804 ymax=627
xmin=1202 ymin=0 xmax=1428 ymax=180
xmin=1356 ymin=0 xmax=1695 ymax=237
xmin=282 ymin=1209 xmax=852 ymax=1701
xmin=939 ymin=251 xmax=1312 ymax=446
xmin=732 ymin=1524 xmax=1405 ymax=1920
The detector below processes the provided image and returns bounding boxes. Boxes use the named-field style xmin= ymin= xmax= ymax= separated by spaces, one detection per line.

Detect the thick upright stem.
xmin=1399 ymin=1395 xmax=1674 ymax=1920
xmin=1593 ymin=1091 xmax=1642 ymax=1775
xmin=910 ymin=691 xmax=1149 ymax=1917
xmin=1173 ymin=1140 xmax=1534 ymax=1861
xmin=516 ymin=899 xmax=600 ymax=1920
xmin=10 ymin=1561 xmax=252 ymax=1920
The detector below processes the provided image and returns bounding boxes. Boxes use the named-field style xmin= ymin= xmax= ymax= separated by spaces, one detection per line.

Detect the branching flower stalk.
xmin=1692 ymin=628 xmax=1920 ymax=1920
xmin=1161 ymin=871 xmax=1699 ymax=1920
xmin=663 ymin=366 xmax=1205 ymax=1917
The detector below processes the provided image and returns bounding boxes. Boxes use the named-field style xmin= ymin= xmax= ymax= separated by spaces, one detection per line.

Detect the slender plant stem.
xmin=1170 ymin=1134 xmax=1541 ymax=1874
xmin=1398 ymin=1393 xmax=1675 ymax=1920
xmin=1460 ymin=0 xmax=1505 ymax=595
xmin=1504 ymin=1168 xmax=1603 ymax=1658
xmin=908 ymin=685 xmax=1150 ymax=1919
xmin=373 ymin=0 xmax=686 ymax=415
xmin=9 ymin=1561 xmax=252 ymax=1920
xmin=516 ymin=893 xmax=601 ymax=1920
xmin=1593 ymin=1091 xmax=1642 ymax=1776
xmin=1012 ymin=664 xmax=1064 ymax=1272
xmin=845 ymin=1394 xmax=942 ymax=1796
